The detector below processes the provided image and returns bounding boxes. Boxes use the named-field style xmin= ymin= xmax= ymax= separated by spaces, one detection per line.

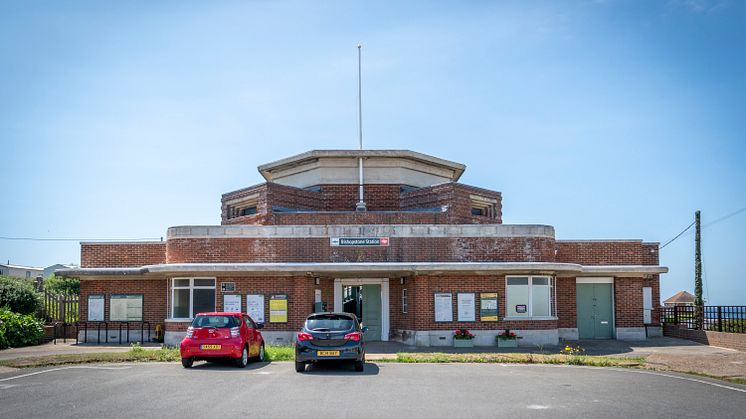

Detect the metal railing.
xmin=661 ymin=305 xmax=746 ymax=334
xmin=79 ymin=322 xmax=152 ymax=344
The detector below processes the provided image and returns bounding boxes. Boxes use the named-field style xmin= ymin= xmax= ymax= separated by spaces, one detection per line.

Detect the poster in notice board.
xmin=457 ymin=293 xmax=476 ymax=322
xmin=110 ymin=295 xmax=143 ymax=321
xmin=246 ymin=294 xmax=265 ymax=324
xmin=269 ymin=294 xmax=288 ymax=323
xmin=88 ymin=295 xmax=104 ymax=321
xmin=223 ymin=294 xmax=241 ymax=313
xmin=434 ymin=293 xmax=453 ymax=322
xmin=479 ymin=293 xmax=499 ymax=321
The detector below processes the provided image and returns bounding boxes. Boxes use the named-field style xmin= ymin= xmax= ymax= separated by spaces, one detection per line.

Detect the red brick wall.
xmin=79 ymin=279 xmax=167 ymax=326
xmin=615 ymin=277 xmax=644 ymax=328
xmin=404 ymin=275 xmax=557 ymax=331
xmin=642 ymin=243 xmax=660 ymax=265
xmin=81 ymin=243 xmax=166 ymax=268
xmin=165 ymin=236 xmax=556 ymax=264
xmin=663 ymin=325 xmax=746 ymax=352
xmin=202 ymin=276 xmax=314 ymax=331
xmin=401 ymin=183 xmax=503 ymax=224
xmin=271 ymin=212 xmax=452 ymax=225
xmin=556 ymin=241 xmax=645 ymax=265
xmin=556 ymin=278 xmax=577 ymax=329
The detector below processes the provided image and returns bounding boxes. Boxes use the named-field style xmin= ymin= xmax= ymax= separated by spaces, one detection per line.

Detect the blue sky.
xmin=1 ymin=1 xmax=744 ymax=304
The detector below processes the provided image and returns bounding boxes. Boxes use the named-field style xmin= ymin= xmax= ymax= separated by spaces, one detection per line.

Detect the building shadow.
xmin=302 ymin=361 xmax=380 ymax=376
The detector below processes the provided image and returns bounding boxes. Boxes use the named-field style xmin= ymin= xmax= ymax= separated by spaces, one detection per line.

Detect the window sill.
xmin=502 ymin=316 xmax=558 ymax=321
xmin=165 ymin=318 xmax=193 ymax=323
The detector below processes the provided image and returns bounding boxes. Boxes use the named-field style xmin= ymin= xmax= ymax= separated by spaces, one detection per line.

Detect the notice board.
xmin=269 ymin=294 xmax=288 ymax=323
xmin=87 ymin=295 xmax=104 ymax=321
xmin=479 ymin=293 xmax=499 ymax=321
xmin=246 ymin=294 xmax=265 ymax=324
xmin=434 ymin=293 xmax=453 ymax=322
xmin=457 ymin=293 xmax=476 ymax=322
xmin=110 ymin=294 xmax=143 ymax=321
xmin=223 ymin=294 xmax=241 ymax=313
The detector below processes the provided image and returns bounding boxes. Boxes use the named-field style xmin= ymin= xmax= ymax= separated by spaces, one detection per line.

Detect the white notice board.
xmin=110 ymin=295 xmax=143 ymax=321
xmin=88 ymin=295 xmax=104 ymax=321
xmin=224 ymin=294 xmax=241 ymax=313
xmin=246 ymin=294 xmax=265 ymax=323
xmin=457 ymin=293 xmax=476 ymax=322
xmin=434 ymin=293 xmax=453 ymax=322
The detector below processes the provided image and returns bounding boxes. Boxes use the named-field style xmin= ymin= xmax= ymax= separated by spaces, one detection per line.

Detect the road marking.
xmin=493 ymin=363 xmax=746 ymax=394
xmin=526 ymin=405 xmax=550 ymax=410
xmin=0 ymin=365 xmax=131 ymax=382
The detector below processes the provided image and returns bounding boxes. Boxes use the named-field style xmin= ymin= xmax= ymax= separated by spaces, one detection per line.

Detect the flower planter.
xmin=497 ymin=338 xmax=518 ymax=348
xmin=453 ymin=339 xmax=475 ymax=348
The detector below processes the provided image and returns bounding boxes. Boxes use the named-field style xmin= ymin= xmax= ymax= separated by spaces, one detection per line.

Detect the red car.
xmin=180 ymin=312 xmax=265 ymax=368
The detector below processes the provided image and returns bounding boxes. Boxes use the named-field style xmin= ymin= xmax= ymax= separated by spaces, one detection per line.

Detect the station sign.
xmin=330 ymin=237 xmax=389 ymax=247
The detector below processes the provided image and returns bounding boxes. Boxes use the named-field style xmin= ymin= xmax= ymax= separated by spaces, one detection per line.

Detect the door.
xmin=643 ymin=287 xmax=653 ymax=324
xmin=577 ymin=283 xmax=614 ymax=339
xmin=361 ymin=284 xmax=382 ymax=341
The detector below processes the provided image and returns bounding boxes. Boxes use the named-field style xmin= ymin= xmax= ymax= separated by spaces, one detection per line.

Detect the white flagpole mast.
xmin=356 ymin=43 xmax=367 ymax=211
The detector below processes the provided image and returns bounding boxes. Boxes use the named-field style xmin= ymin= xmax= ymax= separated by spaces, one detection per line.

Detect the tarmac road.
xmin=1 ymin=361 xmax=745 ymax=418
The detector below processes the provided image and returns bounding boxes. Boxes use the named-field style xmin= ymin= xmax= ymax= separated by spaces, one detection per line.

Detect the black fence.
xmin=661 ymin=305 xmax=746 ymax=334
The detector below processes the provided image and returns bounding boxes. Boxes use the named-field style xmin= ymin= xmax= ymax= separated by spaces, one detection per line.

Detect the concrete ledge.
xmin=167 ymin=224 xmax=555 ymax=239
xmin=399 ymin=329 xmax=559 ymax=347
xmin=616 ymin=327 xmax=647 ymax=340
xmin=558 ymin=328 xmax=579 ymax=340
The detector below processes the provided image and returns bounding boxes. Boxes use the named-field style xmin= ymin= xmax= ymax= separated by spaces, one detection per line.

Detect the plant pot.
xmin=497 ymin=338 xmax=518 ymax=348
xmin=453 ymin=339 xmax=475 ymax=348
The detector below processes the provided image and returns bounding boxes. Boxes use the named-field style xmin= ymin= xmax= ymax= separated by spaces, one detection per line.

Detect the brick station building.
xmin=60 ymin=150 xmax=667 ymax=347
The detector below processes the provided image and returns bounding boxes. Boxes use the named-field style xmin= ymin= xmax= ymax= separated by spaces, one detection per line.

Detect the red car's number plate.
xmin=200 ymin=344 xmax=221 ymax=350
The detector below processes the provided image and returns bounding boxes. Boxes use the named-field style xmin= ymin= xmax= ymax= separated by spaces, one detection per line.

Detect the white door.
xmin=643 ymin=287 xmax=653 ymax=324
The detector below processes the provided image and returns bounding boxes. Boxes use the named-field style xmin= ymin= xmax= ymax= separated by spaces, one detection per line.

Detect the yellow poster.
xmin=269 ymin=294 xmax=288 ymax=323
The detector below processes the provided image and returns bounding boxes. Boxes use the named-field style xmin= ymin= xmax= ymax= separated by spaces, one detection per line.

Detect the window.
xmin=506 ymin=276 xmax=554 ymax=318
xmin=240 ymin=207 xmax=257 ymax=216
xmin=244 ymin=315 xmax=256 ymax=329
xmin=171 ymin=278 xmax=216 ymax=319
xmin=469 ymin=195 xmax=498 ymax=219
xmin=402 ymin=289 xmax=408 ymax=314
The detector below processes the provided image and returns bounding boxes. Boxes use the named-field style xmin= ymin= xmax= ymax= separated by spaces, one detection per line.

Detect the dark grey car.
xmin=294 ymin=312 xmax=367 ymax=372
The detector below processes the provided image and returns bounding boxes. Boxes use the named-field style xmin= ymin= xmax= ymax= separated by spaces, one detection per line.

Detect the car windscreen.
xmin=305 ymin=315 xmax=355 ymax=332
xmin=192 ymin=315 xmax=240 ymax=328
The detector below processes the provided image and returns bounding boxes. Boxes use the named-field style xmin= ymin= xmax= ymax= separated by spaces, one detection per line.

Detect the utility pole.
xmin=694 ymin=210 xmax=703 ymax=307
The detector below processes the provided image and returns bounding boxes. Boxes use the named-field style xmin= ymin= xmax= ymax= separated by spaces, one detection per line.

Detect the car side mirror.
xmin=361 ymin=326 xmax=369 ymax=333
xmin=256 ymin=323 xmax=264 ymax=330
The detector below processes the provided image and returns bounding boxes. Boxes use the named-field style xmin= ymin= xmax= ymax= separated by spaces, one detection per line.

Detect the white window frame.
xmin=402 ymin=288 xmax=408 ymax=314
xmin=170 ymin=277 xmax=216 ymax=320
xmin=504 ymin=275 xmax=556 ymax=320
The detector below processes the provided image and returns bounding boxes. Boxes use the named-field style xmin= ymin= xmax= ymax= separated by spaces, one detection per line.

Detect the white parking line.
xmin=0 ymin=365 xmax=131 ymax=382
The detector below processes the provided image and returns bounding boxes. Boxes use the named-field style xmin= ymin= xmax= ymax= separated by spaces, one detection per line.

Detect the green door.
xmin=576 ymin=283 xmax=614 ymax=339
xmin=361 ymin=284 xmax=382 ymax=341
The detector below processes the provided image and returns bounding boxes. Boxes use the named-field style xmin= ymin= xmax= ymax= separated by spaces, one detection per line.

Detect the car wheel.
xmin=181 ymin=357 xmax=193 ymax=368
xmin=257 ymin=343 xmax=266 ymax=362
xmin=295 ymin=361 xmax=305 ymax=373
xmin=354 ymin=360 xmax=364 ymax=372
xmin=236 ymin=346 xmax=248 ymax=368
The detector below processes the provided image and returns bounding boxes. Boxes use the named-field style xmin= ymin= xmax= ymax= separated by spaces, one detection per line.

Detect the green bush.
xmin=0 ymin=276 xmax=42 ymax=315
xmin=0 ymin=307 xmax=44 ymax=349
xmin=44 ymin=275 xmax=80 ymax=295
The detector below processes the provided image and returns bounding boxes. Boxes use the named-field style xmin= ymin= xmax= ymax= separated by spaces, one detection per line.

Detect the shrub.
xmin=0 ymin=276 xmax=42 ymax=315
xmin=0 ymin=307 xmax=44 ymax=349
xmin=44 ymin=275 xmax=80 ymax=295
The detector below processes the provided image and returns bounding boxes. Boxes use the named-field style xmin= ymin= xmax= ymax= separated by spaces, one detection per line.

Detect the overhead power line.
xmin=0 ymin=236 xmax=162 ymax=242
xmin=659 ymin=204 xmax=746 ymax=250
xmin=660 ymin=221 xmax=695 ymax=249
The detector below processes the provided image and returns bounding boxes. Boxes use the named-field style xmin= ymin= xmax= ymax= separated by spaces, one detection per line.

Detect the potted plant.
xmin=453 ymin=328 xmax=475 ymax=348
xmin=496 ymin=329 xmax=521 ymax=348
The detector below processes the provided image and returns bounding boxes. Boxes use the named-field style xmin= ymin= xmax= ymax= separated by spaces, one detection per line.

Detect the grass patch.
xmin=0 ymin=345 xmax=181 ymax=368
xmin=0 ymin=344 xmax=295 ymax=369
xmin=384 ymin=352 xmax=646 ymax=368
xmin=266 ymin=345 xmax=294 ymax=361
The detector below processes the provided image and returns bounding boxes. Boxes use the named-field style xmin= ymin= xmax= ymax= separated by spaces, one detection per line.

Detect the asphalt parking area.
xmin=1 ymin=362 xmax=745 ymax=418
